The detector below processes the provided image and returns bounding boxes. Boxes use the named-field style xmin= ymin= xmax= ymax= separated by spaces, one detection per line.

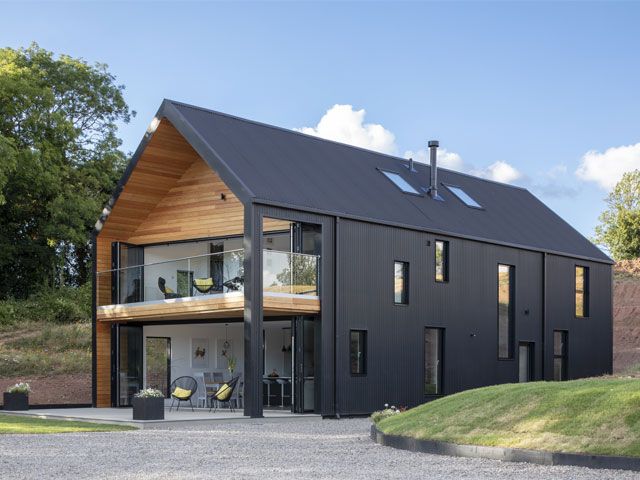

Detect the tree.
xmin=594 ymin=170 xmax=640 ymax=260
xmin=0 ymin=44 xmax=134 ymax=298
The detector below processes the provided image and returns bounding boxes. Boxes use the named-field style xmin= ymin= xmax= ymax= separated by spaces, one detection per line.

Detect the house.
xmin=92 ymin=99 xmax=613 ymax=417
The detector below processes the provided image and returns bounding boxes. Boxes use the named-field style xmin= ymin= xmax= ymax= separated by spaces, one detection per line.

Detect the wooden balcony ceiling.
xmin=96 ymin=293 xmax=320 ymax=323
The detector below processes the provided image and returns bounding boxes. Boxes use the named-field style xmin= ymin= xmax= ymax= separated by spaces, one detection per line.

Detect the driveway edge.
xmin=370 ymin=424 xmax=640 ymax=472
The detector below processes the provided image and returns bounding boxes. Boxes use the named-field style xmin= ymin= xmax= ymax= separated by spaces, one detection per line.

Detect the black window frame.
xmin=435 ymin=240 xmax=449 ymax=283
xmin=575 ymin=265 xmax=589 ymax=318
xmin=394 ymin=260 xmax=409 ymax=305
xmin=553 ymin=330 xmax=568 ymax=381
xmin=424 ymin=327 xmax=444 ymax=396
xmin=497 ymin=263 xmax=515 ymax=360
xmin=349 ymin=330 xmax=367 ymax=376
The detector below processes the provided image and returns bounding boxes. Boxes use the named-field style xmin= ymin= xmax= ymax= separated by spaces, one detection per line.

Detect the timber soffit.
xmin=94 ymin=99 xmax=613 ymax=265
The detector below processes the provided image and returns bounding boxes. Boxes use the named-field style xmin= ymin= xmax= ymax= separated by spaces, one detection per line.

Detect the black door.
xmin=292 ymin=316 xmax=319 ymax=413
xmin=112 ymin=324 xmax=143 ymax=406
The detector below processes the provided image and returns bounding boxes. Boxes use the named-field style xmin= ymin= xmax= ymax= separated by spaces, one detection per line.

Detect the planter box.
xmin=132 ymin=396 xmax=164 ymax=420
xmin=3 ymin=392 xmax=29 ymax=411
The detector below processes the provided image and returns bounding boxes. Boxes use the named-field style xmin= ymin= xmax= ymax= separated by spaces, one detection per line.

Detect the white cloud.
xmin=576 ymin=143 xmax=640 ymax=190
xmin=403 ymin=149 xmax=522 ymax=184
xmin=473 ymin=161 xmax=523 ymax=184
xmin=296 ymin=104 xmax=397 ymax=155
xmin=298 ymin=104 xmax=525 ymax=186
xmin=404 ymin=148 xmax=465 ymax=171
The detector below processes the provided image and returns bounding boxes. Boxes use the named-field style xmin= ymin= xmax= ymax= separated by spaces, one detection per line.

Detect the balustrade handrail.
xmin=96 ymin=248 xmax=320 ymax=274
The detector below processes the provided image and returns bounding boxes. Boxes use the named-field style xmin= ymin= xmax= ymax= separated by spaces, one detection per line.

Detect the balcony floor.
xmin=96 ymin=292 xmax=320 ymax=322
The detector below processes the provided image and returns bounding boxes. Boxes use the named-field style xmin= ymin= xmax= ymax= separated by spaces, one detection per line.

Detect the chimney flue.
xmin=428 ymin=140 xmax=439 ymax=198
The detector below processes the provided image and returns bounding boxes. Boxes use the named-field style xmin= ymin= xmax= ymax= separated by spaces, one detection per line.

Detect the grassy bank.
xmin=0 ymin=286 xmax=91 ymax=379
xmin=0 ymin=414 xmax=135 ymax=434
xmin=376 ymin=378 xmax=640 ymax=457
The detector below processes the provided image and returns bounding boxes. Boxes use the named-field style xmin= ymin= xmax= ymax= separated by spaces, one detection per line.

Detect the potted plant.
xmin=4 ymin=383 xmax=31 ymax=411
xmin=132 ymin=388 xmax=165 ymax=420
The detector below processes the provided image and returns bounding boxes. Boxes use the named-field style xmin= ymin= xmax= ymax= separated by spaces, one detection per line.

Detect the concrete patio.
xmin=0 ymin=407 xmax=318 ymax=428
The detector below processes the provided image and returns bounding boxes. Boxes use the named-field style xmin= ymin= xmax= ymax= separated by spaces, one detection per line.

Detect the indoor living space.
xmin=112 ymin=316 xmax=320 ymax=414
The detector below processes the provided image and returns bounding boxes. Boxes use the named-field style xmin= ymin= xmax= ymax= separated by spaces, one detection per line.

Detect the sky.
xmin=3 ymin=1 xmax=640 ymax=241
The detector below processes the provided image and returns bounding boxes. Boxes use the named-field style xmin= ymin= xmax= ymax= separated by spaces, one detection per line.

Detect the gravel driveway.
xmin=0 ymin=417 xmax=636 ymax=479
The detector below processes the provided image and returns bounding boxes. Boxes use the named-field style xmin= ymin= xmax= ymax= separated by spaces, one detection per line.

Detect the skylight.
xmin=445 ymin=185 xmax=482 ymax=208
xmin=380 ymin=170 xmax=420 ymax=195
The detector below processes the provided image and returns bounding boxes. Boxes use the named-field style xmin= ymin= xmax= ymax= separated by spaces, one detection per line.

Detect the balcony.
xmin=96 ymin=249 xmax=320 ymax=322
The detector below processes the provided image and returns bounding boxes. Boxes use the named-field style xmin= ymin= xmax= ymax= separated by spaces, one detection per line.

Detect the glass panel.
xmin=303 ymin=318 xmax=315 ymax=412
xmin=145 ymin=337 xmax=170 ymax=397
xmin=350 ymin=330 xmax=366 ymax=375
xmin=553 ymin=331 xmax=567 ymax=381
xmin=553 ymin=357 xmax=564 ymax=381
xmin=118 ymin=325 xmax=142 ymax=406
xmin=498 ymin=264 xmax=513 ymax=359
xmin=446 ymin=185 xmax=482 ymax=208
xmin=263 ymin=251 xmax=319 ymax=295
xmin=575 ymin=266 xmax=587 ymax=317
xmin=97 ymin=244 xmax=320 ymax=307
xmin=394 ymin=261 xmax=408 ymax=304
xmin=381 ymin=170 xmax=420 ymax=194
xmin=424 ymin=328 xmax=442 ymax=395
xmin=518 ymin=344 xmax=531 ymax=383
xmin=435 ymin=241 xmax=448 ymax=282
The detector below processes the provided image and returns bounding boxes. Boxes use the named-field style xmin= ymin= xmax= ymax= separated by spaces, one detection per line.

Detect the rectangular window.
xmin=380 ymin=170 xmax=420 ymax=195
xmin=435 ymin=240 xmax=449 ymax=282
xmin=518 ymin=342 xmax=534 ymax=383
xmin=394 ymin=261 xmax=409 ymax=304
xmin=424 ymin=328 xmax=443 ymax=395
xmin=445 ymin=184 xmax=483 ymax=208
xmin=498 ymin=264 xmax=515 ymax=359
xmin=350 ymin=330 xmax=367 ymax=375
xmin=553 ymin=330 xmax=568 ymax=381
xmin=575 ymin=266 xmax=589 ymax=317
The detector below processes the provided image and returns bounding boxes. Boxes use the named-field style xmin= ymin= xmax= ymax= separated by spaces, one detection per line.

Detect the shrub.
xmin=0 ymin=284 xmax=91 ymax=327
xmin=135 ymin=388 xmax=164 ymax=398
xmin=6 ymin=382 xmax=31 ymax=394
xmin=371 ymin=404 xmax=405 ymax=424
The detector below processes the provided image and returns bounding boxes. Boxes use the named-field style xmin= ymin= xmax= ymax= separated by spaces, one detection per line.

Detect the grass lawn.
xmin=0 ymin=414 xmax=136 ymax=434
xmin=376 ymin=377 xmax=640 ymax=457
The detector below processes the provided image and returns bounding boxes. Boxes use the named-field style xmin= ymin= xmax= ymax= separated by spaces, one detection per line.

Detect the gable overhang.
xmin=93 ymin=99 xmax=255 ymax=236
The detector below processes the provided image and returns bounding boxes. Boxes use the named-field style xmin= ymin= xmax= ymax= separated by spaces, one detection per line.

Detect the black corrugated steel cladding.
xmin=335 ymin=219 xmax=611 ymax=415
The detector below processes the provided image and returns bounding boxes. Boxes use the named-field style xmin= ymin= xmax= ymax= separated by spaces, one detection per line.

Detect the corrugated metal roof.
xmin=167 ymin=100 xmax=611 ymax=263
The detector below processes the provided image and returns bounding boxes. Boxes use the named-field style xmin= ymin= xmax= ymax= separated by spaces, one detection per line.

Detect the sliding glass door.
xmin=112 ymin=324 xmax=143 ymax=407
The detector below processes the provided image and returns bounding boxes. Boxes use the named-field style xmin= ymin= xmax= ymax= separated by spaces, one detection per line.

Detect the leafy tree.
xmin=594 ymin=170 xmax=640 ymax=260
xmin=0 ymin=44 xmax=134 ymax=298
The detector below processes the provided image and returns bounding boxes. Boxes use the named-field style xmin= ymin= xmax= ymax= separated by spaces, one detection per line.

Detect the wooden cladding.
xmin=96 ymin=294 xmax=320 ymax=323
xmin=95 ymin=321 xmax=111 ymax=407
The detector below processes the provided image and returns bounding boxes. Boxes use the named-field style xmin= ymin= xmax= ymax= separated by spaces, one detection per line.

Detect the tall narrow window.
xmin=518 ymin=342 xmax=533 ymax=383
xmin=553 ymin=330 xmax=568 ymax=381
xmin=424 ymin=328 xmax=443 ymax=395
xmin=350 ymin=330 xmax=367 ymax=375
xmin=435 ymin=240 xmax=449 ymax=282
xmin=575 ymin=266 xmax=589 ymax=317
xmin=498 ymin=264 xmax=515 ymax=359
xmin=394 ymin=261 xmax=409 ymax=304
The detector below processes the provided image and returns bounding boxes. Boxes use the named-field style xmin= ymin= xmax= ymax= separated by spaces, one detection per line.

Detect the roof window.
xmin=380 ymin=170 xmax=420 ymax=195
xmin=445 ymin=184 xmax=482 ymax=208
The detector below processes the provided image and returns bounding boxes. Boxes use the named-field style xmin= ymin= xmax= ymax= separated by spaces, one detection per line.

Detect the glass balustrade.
xmin=96 ymin=249 xmax=319 ymax=307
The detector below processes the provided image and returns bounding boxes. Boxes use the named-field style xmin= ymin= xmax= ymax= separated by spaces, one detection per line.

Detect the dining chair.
xmin=194 ymin=372 xmax=208 ymax=408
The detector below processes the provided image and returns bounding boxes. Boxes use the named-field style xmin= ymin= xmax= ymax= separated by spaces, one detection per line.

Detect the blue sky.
xmin=4 ymin=1 xmax=640 ymax=241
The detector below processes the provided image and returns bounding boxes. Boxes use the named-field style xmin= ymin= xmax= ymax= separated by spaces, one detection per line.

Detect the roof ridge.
xmin=166 ymin=99 xmax=528 ymax=192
